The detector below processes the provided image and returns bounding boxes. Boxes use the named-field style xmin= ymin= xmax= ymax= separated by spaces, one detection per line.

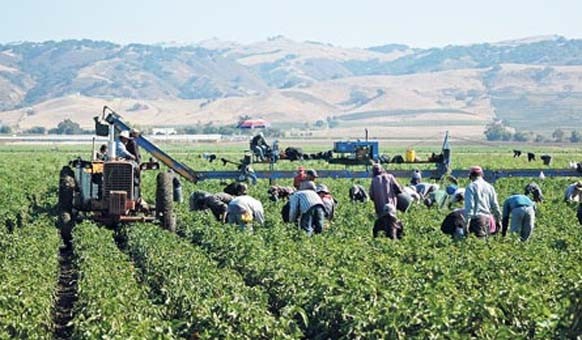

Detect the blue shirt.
xmin=502 ymin=195 xmax=535 ymax=220
xmin=115 ymin=140 xmax=133 ymax=159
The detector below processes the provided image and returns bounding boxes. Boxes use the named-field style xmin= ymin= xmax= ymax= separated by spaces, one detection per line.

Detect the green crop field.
xmin=0 ymin=144 xmax=580 ymax=339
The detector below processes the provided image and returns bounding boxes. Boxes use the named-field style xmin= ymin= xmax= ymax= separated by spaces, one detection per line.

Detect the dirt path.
xmin=52 ymin=244 xmax=78 ymax=339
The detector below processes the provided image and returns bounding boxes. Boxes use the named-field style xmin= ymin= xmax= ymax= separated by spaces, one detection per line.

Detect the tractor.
xmin=57 ymin=107 xmax=187 ymax=243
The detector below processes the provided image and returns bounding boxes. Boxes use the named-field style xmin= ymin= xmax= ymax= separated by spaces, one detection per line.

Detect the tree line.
xmin=484 ymin=121 xmax=582 ymax=143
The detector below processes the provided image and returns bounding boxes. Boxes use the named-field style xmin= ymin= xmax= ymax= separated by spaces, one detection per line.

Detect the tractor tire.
xmin=156 ymin=172 xmax=176 ymax=232
xmin=58 ymin=166 xmax=76 ymax=212
xmin=58 ymin=167 xmax=76 ymax=245
xmin=58 ymin=212 xmax=74 ymax=246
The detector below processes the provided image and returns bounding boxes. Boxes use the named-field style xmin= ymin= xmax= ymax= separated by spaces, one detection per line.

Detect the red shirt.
xmin=293 ymin=173 xmax=306 ymax=189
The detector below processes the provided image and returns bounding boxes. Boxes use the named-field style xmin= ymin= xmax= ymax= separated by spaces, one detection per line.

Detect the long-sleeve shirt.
xmin=564 ymin=184 xmax=582 ymax=202
xmin=227 ymin=195 xmax=264 ymax=225
xmin=288 ymin=190 xmax=324 ymax=222
xmin=369 ymin=173 xmax=401 ymax=216
xmin=502 ymin=195 xmax=535 ymax=220
xmin=464 ymin=178 xmax=501 ymax=221
xmin=415 ymin=183 xmax=439 ymax=198
xmin=126 ymin=139 xmax=141 ymax=163
xmin=115 ymin=140 xmax=134 ymax=160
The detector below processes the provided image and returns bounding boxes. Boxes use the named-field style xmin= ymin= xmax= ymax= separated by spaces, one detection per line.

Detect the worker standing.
xmin=250 ymin=132 xmax=269 ymax=161
xmin=464 ymin=166 xmax=502 ymax=238
xmin=288 ymin=181 xmax=325 ymax=235
xmin=293 ymin=166 xmax=306 ymax=189
xmin=116 ymin=130 xmax=136 ymax=161
xmin=126 ymin=128 xmax=141 ymax=163
xmin=501 ymin=194 xmax=536 ymax=241
xmin=95 ymin=144 xmax=108 ymax=161
xmin=227 ymin=184 xmax=264 ymax=231
xmin=369 ymin=164 xmax=403 ymax=217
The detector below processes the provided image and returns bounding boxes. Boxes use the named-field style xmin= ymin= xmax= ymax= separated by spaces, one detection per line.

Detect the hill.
xmin=1 ymin=36 xmax=582 ymax=138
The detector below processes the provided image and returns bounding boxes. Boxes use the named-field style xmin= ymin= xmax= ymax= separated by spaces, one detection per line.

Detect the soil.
xmin=52 ymin=244 xmax=78 ymax=339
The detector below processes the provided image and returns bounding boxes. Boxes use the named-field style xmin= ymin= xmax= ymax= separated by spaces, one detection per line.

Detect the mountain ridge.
xmin=1 ymin=35 xmax=581 ymax=138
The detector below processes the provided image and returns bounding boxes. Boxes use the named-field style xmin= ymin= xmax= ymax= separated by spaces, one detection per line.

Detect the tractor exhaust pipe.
xmin=108 ymin=122 xmax=116 ymax=160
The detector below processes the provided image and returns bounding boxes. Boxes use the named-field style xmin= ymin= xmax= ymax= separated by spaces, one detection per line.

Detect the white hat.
xmin=119 ymin=130 xmax=132 ymax=139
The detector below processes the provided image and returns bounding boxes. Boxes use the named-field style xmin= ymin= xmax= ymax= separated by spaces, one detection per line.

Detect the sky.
xmin=1 ymin=0 xmax=580 ymax=48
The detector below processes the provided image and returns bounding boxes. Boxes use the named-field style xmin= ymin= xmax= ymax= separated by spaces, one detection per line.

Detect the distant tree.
xmin=25 ymin=126 xmax=46 ymax=134
xmin=552 ymin=128 xmax=565 ymax=142
xmin=484 ymin=122 xmax=513 ymax=141
xmin=570 ymin=130 xmax=581 ymax=143
xmin=513 ymin=131 xmax=531 ymax=142
xmin=314 ymin=120 xmax=326 ymax=128
xmin=534 ymin=134 xmax=545 ymax=143
xmin=0 ymin=125 xmax=12 ymax=134
xmin=328 ymin=120 xmax=340 ymax=128
xmin=51 ymin=119 xmax=85 ymax=135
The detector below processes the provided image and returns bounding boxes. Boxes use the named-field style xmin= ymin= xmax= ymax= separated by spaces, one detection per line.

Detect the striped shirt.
xmin=289 ymin=190 xmax=324 ymax=222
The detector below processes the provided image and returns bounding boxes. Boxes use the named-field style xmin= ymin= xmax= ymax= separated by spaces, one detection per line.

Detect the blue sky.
xmin=1 ymin=0 xmax=580 ymax=47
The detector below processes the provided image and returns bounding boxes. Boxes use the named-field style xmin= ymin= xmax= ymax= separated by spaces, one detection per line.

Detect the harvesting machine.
xmin=57 ymin=106 xmax=201 ymax=241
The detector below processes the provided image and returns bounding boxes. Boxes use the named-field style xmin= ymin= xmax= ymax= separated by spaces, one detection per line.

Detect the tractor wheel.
xmin=156 ymin=172 xmax=176 ymax=232
xmin=58 ymin=167 xmax=76 ymax=245
xmin=58 ymin=166 xmax=75 ymax=212
xmin=58 ymin=212 xmax=74 ymax=246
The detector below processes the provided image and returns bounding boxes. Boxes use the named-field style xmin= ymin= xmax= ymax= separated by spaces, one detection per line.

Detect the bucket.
xmin=405 ymin=148 xmax=416 ymax=163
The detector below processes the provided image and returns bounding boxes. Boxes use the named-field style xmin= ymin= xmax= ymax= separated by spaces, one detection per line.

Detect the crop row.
xmin=72 ymin=222 xmax=173 ymax=338
xmin=0 ymin=216 xmax=60 ymax=339
xmin=0 ymin=154 xmax=60 ymax=232
xmin=177 ymin=176 xmax=582 ymax=338
xmin=125 ymin=223 xmax=302 ymax=339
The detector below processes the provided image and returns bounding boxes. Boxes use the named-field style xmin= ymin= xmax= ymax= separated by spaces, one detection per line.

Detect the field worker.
xmin=293 ymin=166 xmax=306 ymax=189
xmin=189 ymin=191 xmax=233 ymax=223
xmin=396 ymin=187 xmax=420 ymax=212
xmin=306 ymin=169 xmax=319 ymax=182
xmin=250 ymin=132 xmax=269 ymax=161
xmin=95 ymin=144 xmax=108 ymax=161
xmin=464 ymin=166 xmax=502 ymax=238
xmin=369 ymin=163 xmax=403 ymax=217
xmin=564 ymin=181 xmax=582 ymax=203
xmin=127 ymin=128 xmax=141 ymax=163
xmin=316 ymin=184 xmax=337 ymax=221
xmin=227 ymin=184 xmax=264 ymax=231
xmin=299 ymin=169 xmax=319 ymax=190
xmin=501 ymin=193 xmax=536 ymax=241
xmin=524 ymin=182 xmax=544 ymax=203
xmin=441 ymin=209 xmax=466 ymax=239
xmin=410 ymin=170 xmax=422 ymax=185
xmin=116 ymin=130 xmax=137 ymax=161
xmin=445 ymin=184 xmax=465 ymax=209
xmin=423 ymin=188 xmax=448 ymax=209
xmin=288 ymin=181 xmax=326 ymax=235
xmin=415 ymin=182 xmax=439 ymax=199
xmin=373 ymin=203 xmax=404 ymax=239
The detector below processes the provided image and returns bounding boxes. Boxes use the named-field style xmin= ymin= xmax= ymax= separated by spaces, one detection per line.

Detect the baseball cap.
xmin=315 ymin=184 xmax=329 ymax=194
xmin=299 ymin=181 xmax=316 ymax=191
xmin=469 ymin=166 xmax=483 ymax=177
xmin=306 ymin=169 xmax=319 ymax=178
